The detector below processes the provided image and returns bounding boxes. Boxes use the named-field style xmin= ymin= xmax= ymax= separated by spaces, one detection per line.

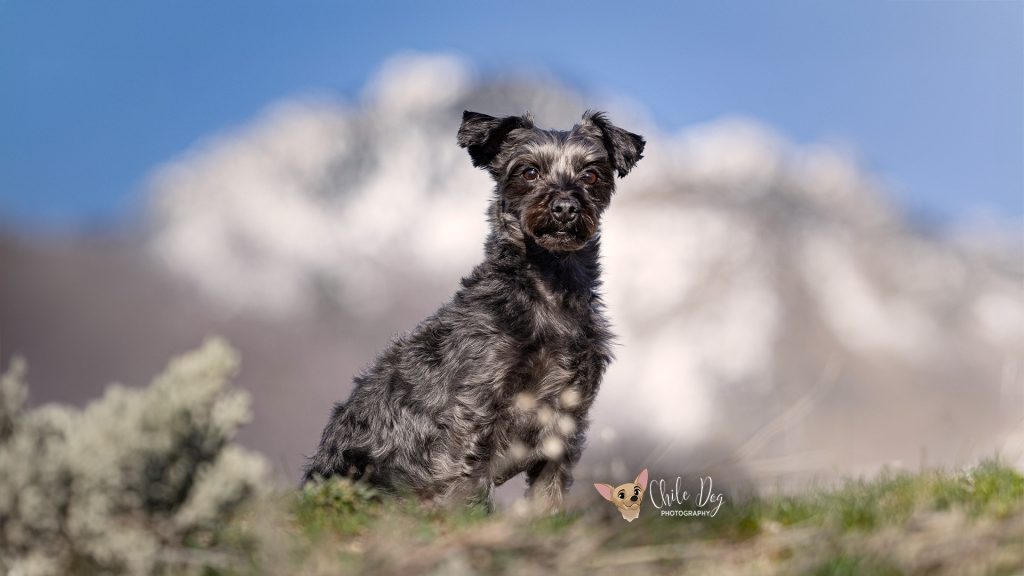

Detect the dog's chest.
xmin=480 ymin=271 xmax=612 ymax=483
xmin=494 ymin=302 xmax=603 ymax=437
xmin=519 ymin=343 xmax=574 ymax=402
xmin=510 ymin=286 xmax=596 ymax=400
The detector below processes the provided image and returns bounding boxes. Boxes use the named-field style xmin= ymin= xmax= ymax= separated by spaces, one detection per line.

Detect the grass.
xmin=220 ymin=459 xmax=1024 ymax=575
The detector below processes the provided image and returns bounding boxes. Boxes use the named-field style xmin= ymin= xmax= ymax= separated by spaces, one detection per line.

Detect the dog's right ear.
xmin=594 ymin=483 xmax=615 ymax=501
xmin=581 ymin=110 xmax=645 ymax=178
xmin=457 ymin=110 xmax=533 ymax=168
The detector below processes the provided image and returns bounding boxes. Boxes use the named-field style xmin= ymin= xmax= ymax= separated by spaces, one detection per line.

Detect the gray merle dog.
xmin=304 ymin=110 xmax=644 ymax=510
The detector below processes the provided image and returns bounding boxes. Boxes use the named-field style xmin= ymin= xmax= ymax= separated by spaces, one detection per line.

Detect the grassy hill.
xmin=244 ymin=459 xmax=1022 ymax=575
xmin=2 ymin=341 xmax=1020 ymax=575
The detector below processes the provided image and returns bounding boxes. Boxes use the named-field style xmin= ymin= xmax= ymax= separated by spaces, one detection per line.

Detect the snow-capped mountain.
xmin=146 ymin=54 xmax=1022 ymax=484
xmin=4 ymin=54 xmax=1019 ymax=489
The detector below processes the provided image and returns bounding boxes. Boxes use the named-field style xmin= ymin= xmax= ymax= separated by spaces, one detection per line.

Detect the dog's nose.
xmin=550 ymin=196 xmax=580 ymax=224
xmin=630 ymin=495 xmax=638 ymax=502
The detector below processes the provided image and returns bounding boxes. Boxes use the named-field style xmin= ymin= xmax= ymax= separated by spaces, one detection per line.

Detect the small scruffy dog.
xmin=304 ymin=110 xmax=644 ymax=510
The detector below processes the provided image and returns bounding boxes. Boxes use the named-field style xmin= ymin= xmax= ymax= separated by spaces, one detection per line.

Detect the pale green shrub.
xmin=0 ymin=338 xmax=268 ymax=575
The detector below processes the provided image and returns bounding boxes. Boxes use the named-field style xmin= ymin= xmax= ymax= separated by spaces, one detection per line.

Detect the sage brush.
xmin=0 ymin=338 xmax=268 ymax=576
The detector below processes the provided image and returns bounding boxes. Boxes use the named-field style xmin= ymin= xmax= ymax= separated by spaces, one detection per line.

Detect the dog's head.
xmin=458 ymin=110 xmax=644 ymax=252
xmin=594 ymin=468 xmax=649 ymax=522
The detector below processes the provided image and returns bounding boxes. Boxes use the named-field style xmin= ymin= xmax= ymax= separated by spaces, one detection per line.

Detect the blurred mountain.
xmin=3 ymin=54 xmax=1022 ymax=492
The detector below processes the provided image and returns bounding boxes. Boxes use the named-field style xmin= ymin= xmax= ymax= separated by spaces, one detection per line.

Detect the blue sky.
xmin=1 ymin=1 xmax=1021 ymax=229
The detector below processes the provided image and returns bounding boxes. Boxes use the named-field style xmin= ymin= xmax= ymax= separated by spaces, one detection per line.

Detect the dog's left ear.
xmin=634 ymin=468 xmax=649 ymax=489
xmin=457 ymin=110 xmax=534 ymax=168
xmin=581 ymin=110 xmax=645 ymax=178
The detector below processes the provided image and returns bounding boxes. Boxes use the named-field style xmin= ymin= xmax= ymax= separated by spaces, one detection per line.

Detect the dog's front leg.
xmin=524 ymin=422 xmax=587 ymax=512
xmin=524 ymin=458 xmax=572 ymax=512
xmin=436 ymin=475 xmax=494 ymax=511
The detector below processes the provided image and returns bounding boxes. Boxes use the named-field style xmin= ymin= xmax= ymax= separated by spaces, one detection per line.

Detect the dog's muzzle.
xmin=549 ymin=194 xmax=580 ymax=225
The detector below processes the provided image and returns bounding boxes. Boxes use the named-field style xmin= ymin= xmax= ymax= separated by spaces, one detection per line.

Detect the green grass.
xmin=810 ymin=554 xmax=905 ymax=576
xmin=292 ymin=476 xmax=383 ymax=538
xmin=686 ymin=459 xmax=1024 ymax=539
xmin=230 ymin=459 xmax=1024 ymax=575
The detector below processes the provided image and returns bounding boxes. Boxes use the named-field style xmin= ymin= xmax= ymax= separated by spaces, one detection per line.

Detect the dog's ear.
xmin=594 ymin=483 xmax=615 ymax=501
xmin=634 ymin=468 xmax=649 ymax=488
xmin=457 ymin=110 xmax=534 ymax=168
xmin=581 ymin=110 xmax=645 ymax=178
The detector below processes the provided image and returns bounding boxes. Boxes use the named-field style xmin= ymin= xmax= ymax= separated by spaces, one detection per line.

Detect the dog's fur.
xmin=303 ymin=110 xmax=644 ymax=509
xmin=594 ymin=469 xmax=649 ymax=522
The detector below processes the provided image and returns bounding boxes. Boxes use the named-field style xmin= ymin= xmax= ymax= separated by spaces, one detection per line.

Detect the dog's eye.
xmin=579 ymin=170 xmax=598 ymax=186
xmin=634 ymin=487 xmax=640 ymax=495
xmin=618 ymin=492 xmax=625 ymax=499
xmin=522 ymin=167 xmax=540 ymax=181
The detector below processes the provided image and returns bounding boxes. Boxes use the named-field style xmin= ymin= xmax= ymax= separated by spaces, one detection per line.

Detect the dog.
xmin=303 ymin=109 xmax=644 ymax=510
xmin=594 ymin=469 xmax=649 ymax=522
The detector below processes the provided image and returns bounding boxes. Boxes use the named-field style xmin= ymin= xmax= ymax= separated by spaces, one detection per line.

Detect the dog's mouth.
xmin=533 ymin=231 xmax=587 ymax=252
xmin=529 ymin=224 xmax=591 ymax=252
xmin=520 ymin=195 xmax=598 ymax=253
